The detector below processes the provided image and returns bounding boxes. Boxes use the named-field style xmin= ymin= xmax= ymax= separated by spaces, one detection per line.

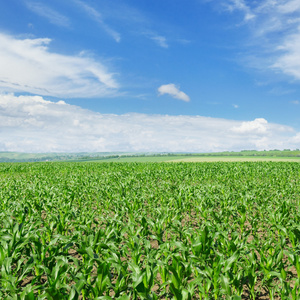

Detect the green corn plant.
xmin=195 ymin=277 xmax=212 ymax=300
xmin=44 ymin=257 xmax=71 ymax=299
xmin=1 ymin=161 xmax=300 ymax=299
xmin=128 ymin=262 xmax=157 ymax=299
xmin=244 ymin=250 xmax=258 ymax=300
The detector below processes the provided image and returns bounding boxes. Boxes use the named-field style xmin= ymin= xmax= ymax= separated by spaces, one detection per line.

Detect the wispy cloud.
xmin=73 ymin=0 xmax=121 ymax=42
xmin=272 ymin=31 xmax=300 ymax=79
xmin=278 ymin=0 xmax=300 ymax=14
xmin=158 ymin=84 xmax=190 ymax=102
xmin=290 ymin=100 xmax=299 ymax=105
xmin=224 ymin=0 xmax=255 ymax=22
xmin=215 ymin=0 xmax=300 ymax=82
xmin=0 ymin=33 xmax=119 ymax=98
xmin=138 ymin=31 xmax=170 ymax=48
xmin=25 ymin=1 xmax=70 ymax=27
xmin=81 ymin=1 xmax=180 ymax=48
xmin=151 ymin=35 xmax=168 ymax=48
xmin=0 ymin=94 xmax=298 ymax=152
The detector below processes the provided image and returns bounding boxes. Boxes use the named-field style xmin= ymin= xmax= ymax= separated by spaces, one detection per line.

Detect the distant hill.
xmin=0 ymin=149 xmax=299 ymax=162
xmin=0 ymin=152 xmax=130 ymax=162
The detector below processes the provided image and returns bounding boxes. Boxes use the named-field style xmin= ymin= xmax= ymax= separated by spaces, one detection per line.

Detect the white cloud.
xmin=231 ymin=118 xmax=268 ymax=134
xmin=0 ymin=94 xmax=298 ymax=153
xmin=272 ymin=31 xmax=300 ymax=79
xmin=158 ymin=84 xmax=190 ymax=102
xmin=224 ymin=0 xmax=255 ymax=22
xmin=140 ymin=31 xmax=170 ymax=48
xmin=76 ymin=1 xmax=182 ymax=48
xmin=151 ymin=35 xmax=168 ymax=48
xmin=73 ymin=0 xmax=121 ymax=42
xmin=290 ymin=100 xmax=299 ymax=104
xmin=0 ymin=33 xmax=118 ymax=98
xmin=278 ymin=0 xmax=300 ymax=14
xmin=216 ymin=0 xmax=300 ymax=82
xmin=26 ymin=1 xmax=71 ymax=27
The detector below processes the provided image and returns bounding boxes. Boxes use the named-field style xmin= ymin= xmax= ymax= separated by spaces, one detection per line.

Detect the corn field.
xmin=0 ymin=162 xmax=300 ymax=299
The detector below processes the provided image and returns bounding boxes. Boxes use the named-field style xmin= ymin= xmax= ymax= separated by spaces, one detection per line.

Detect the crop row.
xmin=0 ymin=162 xmax=300 ymax=299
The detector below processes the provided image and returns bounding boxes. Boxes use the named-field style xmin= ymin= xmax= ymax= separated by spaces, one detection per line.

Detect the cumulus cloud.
xmin=231 ymin=118 xmax=268 ymax=134
xmin=158 ymin=84 xmax=190 ymax=102
xmin=0 ymin=94 xmax=298 ymax=153
xmin=0 ymin=33 xmax=118 ymax=98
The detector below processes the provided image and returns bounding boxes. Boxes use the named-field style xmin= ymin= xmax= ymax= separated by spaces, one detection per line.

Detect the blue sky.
xmin=0 ymin=0 xmax=300 ymax=152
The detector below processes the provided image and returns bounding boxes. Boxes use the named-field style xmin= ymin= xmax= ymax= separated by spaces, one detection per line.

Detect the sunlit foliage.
xmin=0 ymin=162 xmax=300 ymax=299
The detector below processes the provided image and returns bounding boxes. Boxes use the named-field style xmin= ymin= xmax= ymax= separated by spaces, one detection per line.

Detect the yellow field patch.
xmin=167 ymin=156 xmax=300 ymax=162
